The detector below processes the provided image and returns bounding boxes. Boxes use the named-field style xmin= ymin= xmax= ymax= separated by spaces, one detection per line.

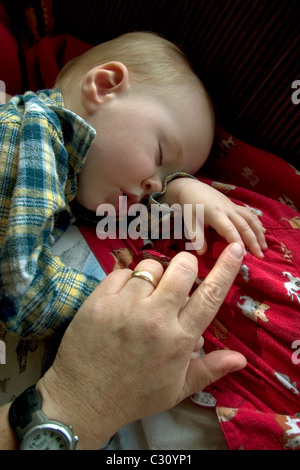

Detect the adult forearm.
xmin=0 ymin=402 xmax=18 ymax=449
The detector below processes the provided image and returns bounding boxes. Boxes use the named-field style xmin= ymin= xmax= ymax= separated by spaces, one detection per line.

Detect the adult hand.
xmin=37 ymin=242 xmax=246 ymax=449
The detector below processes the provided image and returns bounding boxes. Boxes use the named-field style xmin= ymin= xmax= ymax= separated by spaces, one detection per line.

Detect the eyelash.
xmin=158 ymin=144 xmax=163 ymax=166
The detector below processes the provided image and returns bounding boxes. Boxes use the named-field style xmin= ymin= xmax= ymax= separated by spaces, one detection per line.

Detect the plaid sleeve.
xmin=146 ymin=172 xmax=197 ymax=239
xmin=0 ymin=97 xmax=98 ymax=339
xmin=149 ymin=172 xmax=197 ymax=204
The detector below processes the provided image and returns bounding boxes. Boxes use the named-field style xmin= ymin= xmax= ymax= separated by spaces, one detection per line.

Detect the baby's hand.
xmin=167 ymin=178 xmax=267 ymax=258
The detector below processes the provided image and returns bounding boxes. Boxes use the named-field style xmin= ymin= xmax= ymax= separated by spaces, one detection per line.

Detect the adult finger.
xmin=183 ymin=349 xmax=247 ymax=399
xmin=125 ymin=258 xmax=164 ymax=298
xmin=181 ymin=242 xmax=244 ymax=337
xmin=91 ymin=268 xmax=132 ymax=296
xmin=152 ymin=251 xmax=199 ymax=312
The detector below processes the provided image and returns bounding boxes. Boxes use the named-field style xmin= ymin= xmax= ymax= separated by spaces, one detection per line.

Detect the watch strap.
xmin=9 ymin=385 xmax=50 ymax=444
xmin=9 ymin=385 xmax=42 ymax=433
xmin=9 ymin=385 xmax=78 ymax=449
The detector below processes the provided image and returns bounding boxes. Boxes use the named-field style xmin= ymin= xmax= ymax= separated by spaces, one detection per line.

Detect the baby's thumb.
xmin=196 ymin=238 xmax=208 ymax=255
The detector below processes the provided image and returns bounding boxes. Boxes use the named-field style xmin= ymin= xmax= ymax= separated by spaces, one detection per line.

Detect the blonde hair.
xmin=55 ymin=31 xmax=205 ymax=97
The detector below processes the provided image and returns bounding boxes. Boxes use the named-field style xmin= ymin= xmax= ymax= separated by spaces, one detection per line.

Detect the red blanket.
xmin=2 ymin=30 xmax=300 ymax=450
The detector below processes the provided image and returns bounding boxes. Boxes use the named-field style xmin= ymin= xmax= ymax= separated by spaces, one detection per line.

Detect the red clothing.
xmin=80 ymin=128 xmax=300 ymax=450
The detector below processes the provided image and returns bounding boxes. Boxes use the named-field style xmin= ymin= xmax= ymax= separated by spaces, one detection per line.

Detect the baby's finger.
xmin=196 ymin=237 xmax=208 ymax=256
xmin=229 ymin=212 xmax=265 ymax=258
xmin=210 ymin=214 xmax=245 ymax=248
xmin=240 ymin=208 xmax=267 ymax=250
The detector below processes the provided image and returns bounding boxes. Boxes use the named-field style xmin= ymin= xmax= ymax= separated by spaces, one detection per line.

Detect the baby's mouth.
xmin=121 ymin=190 xmax=140 ymax=204
xmin=115 ymin=190 xmax=140 ymax=214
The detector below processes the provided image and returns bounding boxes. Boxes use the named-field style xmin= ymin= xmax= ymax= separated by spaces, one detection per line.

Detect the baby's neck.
xmin=60 ymin=84 xmax=85 ymax=119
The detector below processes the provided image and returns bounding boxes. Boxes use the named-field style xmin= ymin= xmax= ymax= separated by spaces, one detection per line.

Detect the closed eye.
xmin=158 ymin=143 xmax=163 ymax=166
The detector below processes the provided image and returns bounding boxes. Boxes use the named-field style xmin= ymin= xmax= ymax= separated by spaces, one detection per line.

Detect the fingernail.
xmin=229 ymin=243 xmax=244 ymax=259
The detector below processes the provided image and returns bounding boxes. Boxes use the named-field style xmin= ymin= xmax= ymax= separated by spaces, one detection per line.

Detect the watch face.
xmin=21 ymin=423 xmax=76 ymax=450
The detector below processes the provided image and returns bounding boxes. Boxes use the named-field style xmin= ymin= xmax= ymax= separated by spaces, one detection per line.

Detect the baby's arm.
xmin=162 ymin=177 xmax=267 ymax=258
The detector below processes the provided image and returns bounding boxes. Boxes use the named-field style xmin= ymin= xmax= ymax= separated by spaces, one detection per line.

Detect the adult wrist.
xmin=8 ymin=384 xmax=78 ymax=450
xmin=35 ymin=370 xmax=118 ymax=450
xmin=35 ymin=375 xmax=89 ymax=450
xmin=0 ymin=402 xmax=19 ymax=449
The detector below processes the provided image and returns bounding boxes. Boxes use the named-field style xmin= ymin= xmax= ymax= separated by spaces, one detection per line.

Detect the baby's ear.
xmin=82 ymin=61 xmax=129 ymax=109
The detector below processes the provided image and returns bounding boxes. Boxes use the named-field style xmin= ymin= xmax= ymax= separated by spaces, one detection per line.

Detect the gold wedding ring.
xmin=130 ymin=270 xmax=158 ymax=288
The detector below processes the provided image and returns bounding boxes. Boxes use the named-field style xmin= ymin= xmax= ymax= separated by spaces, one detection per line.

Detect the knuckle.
xmin=199 ymin=279 xmax=225 ymax=310
xmin=240 ymin=222 xmax=253 ymax=234
xmin=141 ymin=258 xmax=162 ymax=269
xmin=174 ymin=252 xmax=198 ymax=277
xmin=222 ymin=224 xmax=240 ymax=242
xmin=224 ymin=224 xmax=238 ymax=236
xmin=244 ymin=208 xmax=259 ymax=223
xmin=135 ymin=259 xmax=163 ymax=275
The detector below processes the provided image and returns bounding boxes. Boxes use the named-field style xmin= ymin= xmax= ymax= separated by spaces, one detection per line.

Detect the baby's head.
xmin=56 ymin=32 xmax=215 ymax=211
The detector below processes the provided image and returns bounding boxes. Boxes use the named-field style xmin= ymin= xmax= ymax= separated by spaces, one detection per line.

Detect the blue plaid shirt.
xmin=0 ymin=89 xmax=99 ymax=338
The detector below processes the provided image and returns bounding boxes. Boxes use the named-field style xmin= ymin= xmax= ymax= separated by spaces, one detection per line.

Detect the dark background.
xmin=2 ymin=0 xmax=300 ymax=168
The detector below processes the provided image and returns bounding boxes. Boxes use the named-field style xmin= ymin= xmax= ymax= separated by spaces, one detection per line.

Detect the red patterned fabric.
xmin=79 ymin=128 xmax=300 ymax=450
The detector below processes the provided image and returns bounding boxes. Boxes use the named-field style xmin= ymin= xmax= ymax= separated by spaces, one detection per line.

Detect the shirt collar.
xmin=37 ymin=88 xmax=96 ymax=174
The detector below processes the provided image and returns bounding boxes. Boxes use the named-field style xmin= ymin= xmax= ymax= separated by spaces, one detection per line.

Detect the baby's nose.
xmin=142 ymin=177 xmax=163 ymax=196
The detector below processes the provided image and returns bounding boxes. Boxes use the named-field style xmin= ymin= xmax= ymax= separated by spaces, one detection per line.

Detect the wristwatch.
xmin=9 ymin=385 xmax=78 ymax=450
